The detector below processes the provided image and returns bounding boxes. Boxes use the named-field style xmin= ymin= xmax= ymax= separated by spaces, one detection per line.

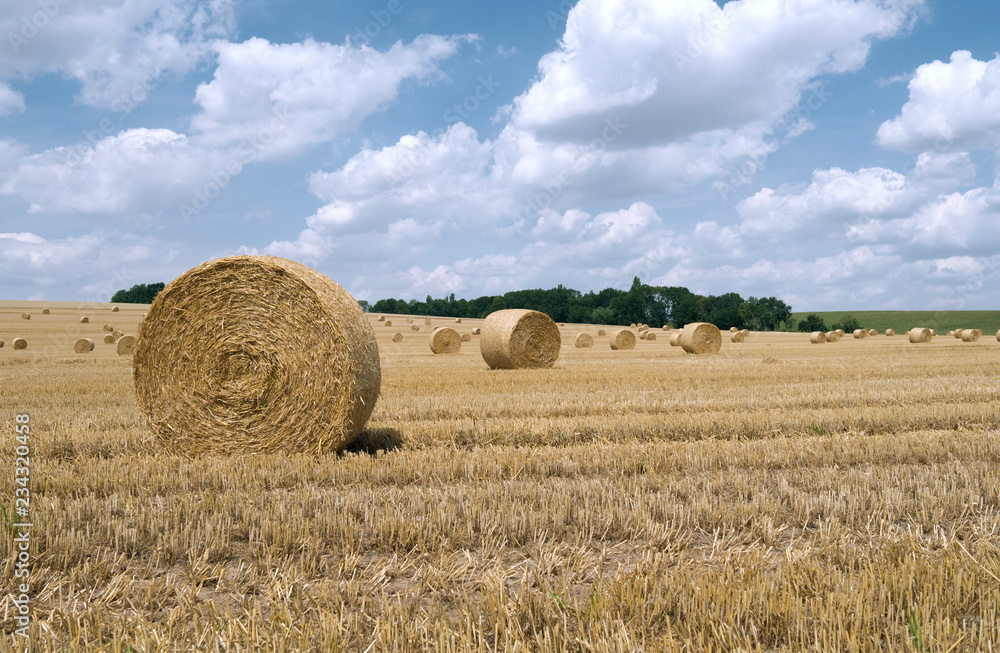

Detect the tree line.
xmin=370 ymin=277 xmax=794 ymax=331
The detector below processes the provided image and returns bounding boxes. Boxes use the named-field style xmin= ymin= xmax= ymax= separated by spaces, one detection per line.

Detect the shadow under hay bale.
xmin=339 ymin=427 xmax=403 ymax=456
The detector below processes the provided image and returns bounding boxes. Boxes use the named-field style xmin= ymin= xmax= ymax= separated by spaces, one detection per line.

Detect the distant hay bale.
xmin=112 ymin=330 xmax=123 ymax=339
xmin=679 ymin=322 xmax=722 ymax=354
xmin=377 ymin=315 xmax=385 ymax=322
xmin=461 ymin=333 xmax=471 ymax=342
xmin=740 ymin=329 xmax=749 ymax=336
xmin=730 ymin=326 xmax=738 ymax=333
xmin=0 ymin=339 xmax=3 ymax=347
xmin=411 ymin=325 xmax=420 ymax=331
xmin=480 ymin=309 xmax=561 ymax=369
xmin=908 ymin=328 xmax=932 ymax=343
xmin=630 ymin=323 xmax=636 ymax=328
xmin=810 ymin=331 xmax=827 ymax=344
xmin=559 ymin=322 xmax=565 ymax=327
xmin=826 ymin=331 xmax=840 ymax=342
xmin=597 ymin=330 xmax=606 ymax=337
xmin=132 ymin=255 xmax=381 ymax=455
xmin=868 ymin=329 xmax=878 ymax=336
xmin=104 ymin=334 xmax=116 ymax=344
xmin=103 ymin=324 xmax=114 ymax=332
xmin=115 ymin=335 xmax=137 ymax=356
xmin=80 ymin=316 xmax=89 ymax=323
xmin=472 ymin=328 xmax=481 ymax=335
xmin=407 ymin=318 xmax=413 ymax=324
xmin=885 ymin=329 xmax=895 ymax=336
xmin=638 ymin=331 xmax=648 ymax=340
xmin=996 ymin=329 xmax=1000 ymax=342
xmin=609 ymin=329 xmax=636 ymax=351
xmin=645 ymin=332 xmax=656 ymax=341
xmin=669 ymin=332 xmax=682 ymax=347
xmin=425 ymin=317 xmax=432 ymax=326
xmin=385 ymin=320 xmax=392 ymax=327
xmin=953 ymin=330 xmax=962 ymax=338
xmin=455 ymin=318 xmax=462 ymax=323
xmin=961 ymin=329 xmax=980 ymax=342
xmin=392 ymin=332 xmax=403 ymax=342
xmin=21 ymin=313 xmax=30 ymax=320
xmin=42 ymin=308 xmax=50 ymax=315
xmin=853 ymin=329 xmax=865 ymax=339
xmin=13 ymin=338 xmax=27 ymax=350
xmin=731 ymin=331 xmax=745 ymax=343
xmin=430 ymin=327 xmax=462 ymax=354
xmin=836 ymin=329 xmax=845 ymax=337
xmin=74 ymin=338 xmax=95 ymax=353
xmin=574 ymin=333 xmax=594 ymax=348
xmin=930 ymin=329 xmax=937 ymax=336
xmin=112 ymin=306 xmax=119 ymax=312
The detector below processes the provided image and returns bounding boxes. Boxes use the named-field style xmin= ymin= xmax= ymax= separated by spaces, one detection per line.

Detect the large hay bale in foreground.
xmin=575 ymin=333 xmax=594 ymax=348
xmin=885 ymin=329 xmax=895 ymax=336
xmin=116 ymin=335 xmax=137 ymax=356
xmin=961 ymin=329 xmax=980 ymax=342
xmin=104 ymin=334 xmax=116 ymax=344
xmin=609 ymin=329 xmax=636 ymax=351
xmin=430 ymin=327 xmax=462 ymax=354
xmin=679 ymin=322 xmax=722 ymax=354
xmin=908 ymin=328 xmax=932 ymax=343
xmin=133 ymin=255 xmax=381 ymax=455
xmin=731 ymin=331 xmax=745 ymax=343
xmin=13 ymin=338 xmax=27 ymax=350
xmin=810 ymin=331 xmax=827 ymax=344
xmin=74 ymin=338 xmax=95 ymax=353
xmin=480 ymin=309 xmax=561 ymax=369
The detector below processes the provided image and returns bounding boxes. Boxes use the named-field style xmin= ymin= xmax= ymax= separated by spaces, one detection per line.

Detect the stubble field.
xmin=1 ymin=300 xmax=999 ymax=652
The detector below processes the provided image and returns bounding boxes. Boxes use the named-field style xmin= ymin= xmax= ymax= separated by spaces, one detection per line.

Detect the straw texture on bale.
xmin=103 ymin=324 xmax=114 ymax=332
xmin=455 ymin=318 xmax=462 ymax=323
xmin=430 ymin=327 xmax=462 ymax=354
xmin=645 ymin=332 xmax=656 ymax=341
xmin=826 ymin=331 xmax=840 ymax=342
xmin=639 ymin=331 xmax=648 ymax=340
xmin=13 ymin=338 xmax=27 ymax=350
xmin=885 ymin=329 xmax=895 ymax=336
xmin=480 ymin=309 xmax=561 ymax=369
xmin=868 ymin=329 xmax=878 ymax=336
xmin=731 ymin=331 xmax=745 ymax=343
xmin=853 ymin=329 xmax=866 ymax=339
xmin=80 ymin=316 xmax=89 ymax=323
xmin=74 ymin=338 xmax=95 ymax=353
xmin=104 ymin=334 xmax=116 ymax=344
xmin=472 ymin=327 xmax=481 ymax=335
xmin=597 ymin=329 xmax=606 ymax=337
xmin=961 ymin=329 xmax=980 ymax=342
xmin=574 ymin=333 xmax=594 ymax=348
xmin=392 ymin=332 xmax=403 ymax=342
xmin=908 ymin=328 xmax=932 ymax=344
xmin=42 ymin=308 xmax=50 ymax=314
xmin=730 ymin=326 xmax=738 ymax=332
xmin=479 ymin=308 xmax=562 ymax=370
xmin=953 ymin=330 xmax=963 ymax=338
xmin=609 ymin=329 xmax=636 ymax=351
xmin=810 ymin=331 xmax=827 ymax=344
xmin=132 ymin=255 xmax=381 ymax=455
xmin=741 ymin=329 xmax=749 ymax=336
xmin=669 ymin=332 xmax=682 ymax=347
xmin=116 ymin=335 xmax=137 ymax=356
xmin=679 ymin=322 xmax=722 ymax=354
xmin=461 ymin=333 xmax=471 ymax=342
xmin=21 ymin=313 xmax=29 ymax=320
xmin=112 ymin=306 xmax=119 ymax=312
xmin=836 ymin=329 xmax=845 ymax=337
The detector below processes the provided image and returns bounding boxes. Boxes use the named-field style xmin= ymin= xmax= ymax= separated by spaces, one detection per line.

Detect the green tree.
xmin=797 ymin=314 xmax=828 ymax=332
xmin=110 ymin=282 xmax=165 ymax=304
xmin=831 ymin=315 xmax=861 ymax=333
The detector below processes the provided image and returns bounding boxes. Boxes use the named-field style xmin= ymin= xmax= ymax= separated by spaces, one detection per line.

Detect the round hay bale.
xmin=609 ymin=329 xmax=636 ymax=351
xmin=868 ymin=329 xmax=878 ymax=336
xmin=112 ymin=306 xmax=119 ymax=312
xmin=472 ymin=328 xmax=481 ymax=335
xmin=885 ymin=329 xmax=895 ymax=337
xmin=430 ymin=327 xmax=462 ymax=354
xmin=930 ymin=329 xmax=937 ymax=336
xmin=104 ymin=334 xmax=116 ymax=344
xmin=74 ymin=338 xmax=95 ymax=353
xmin=645 ymin=332 xmax=656 ymax=341
xmin=406 ymin=318 xmax=413 ymax=324
xmin=42 ymin=308 xmax=50 ymax=315
xmin=961 ymin=329 xmax=980 ymax=342
xmin=424 ymin=317 xmax=432 ymax=326
xmin=908 ymin=328 xmax=932 ymax=344
xmin=13 ymin=338 xmax=27 ymax=350
xmin=638 ymin=331 xmax=648 ymax=340
xmin=669 ymin=332 xmax=682 ymax=347
xmin=103 ymin=324 xmax=114 ymax=332
xmin=480 ymin=309 xmax=560 ymax=369
xmin=996 ymin=329 xmax=1000 ymax=342
xmin=574 ymin=333 xmax=594 ymax=348
xmin=730 ymin=326 xmax=738 ymax=333
xmin=377 ymin=315 xmax=385 ymax=322
xmin=953 ymin=329 xmax=963 ymax=338
xmin=116 ymin=335 xmax=137 ymax=356
xmin=112 ymin=330 xmax=123 ymax=339
xmin=597 ymin=329 xmax=606 ymax=337
xmin=679 ymin=322 xmax=722 ymax=354
xmin=731 ymin=331 xmax=745 ymax=343
xmin=0 ymin=339 xmax=4 ymax=348
xmin=630 ymin=323 xmax=637 ymax=329
xmin=132 ymin=255 xmax=380 ymax=455
xmin=410 ymin=325 xmax=420 ymax=331
xmin=392 ymin=332 xmax=403 ymax=342
xmin=810 ymin=331 xmax=827 ymax=344
xmin=740 ymin=329 xmax=749 ymax=336
xmin=461 ymin=333 xmax=471 ymax=342
xmin=835 ymin=329 xmax=845 ymax=337
xmin=21 ymin=313 xmax=30 ymax=320
xmin=384 ymin=320 xmax=392 ymax=327
xmin=853 ymin=329 xmax=866 ymax=339
xmin=455 ymin=318 xmax=462 ymax=324
xmin=80 ymin=316 xmax=89 ymax=323
xmin=826 ymin=331 xmax=839 ymax=342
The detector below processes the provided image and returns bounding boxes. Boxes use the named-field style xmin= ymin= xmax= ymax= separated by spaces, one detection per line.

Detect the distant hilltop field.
xmin=790 ymin=310 xmax=1000 ymax=335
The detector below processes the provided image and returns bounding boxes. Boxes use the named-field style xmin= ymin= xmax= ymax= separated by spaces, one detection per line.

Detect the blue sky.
xmin=1 ymin=0 xmax=999 ymax=311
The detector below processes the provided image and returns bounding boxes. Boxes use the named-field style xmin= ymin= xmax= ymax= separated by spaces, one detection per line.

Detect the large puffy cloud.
xmin=190 ymin=35 xmax=470 ymax=160
xmin=511 ymin=0 xmax=924 ymax=147
xmin=1 ymin=0 xmax=235 ymax=110
xmin=877 ymin=51 xmax=1000 ymax=152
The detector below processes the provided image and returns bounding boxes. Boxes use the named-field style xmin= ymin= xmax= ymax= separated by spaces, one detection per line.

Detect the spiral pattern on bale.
xmin=392 ymin=332 xmax=403 ymax=342
xmin=961 ymin=329 xmax=981 ymax=342
xmin=574 ymin=333 xmax=593 ymax=348
xmin=853 ymin=329 xmax=866 ymax=339
xmin=430 ymin=327 xmax=462 ymax=354
xmin=116 ymin=335 xmax=137 ymax=356
xmin=609 ymin=329 xmax=636 ymax=351
xmin=132 ymin=255 xmax=381 ymax=455
xmin=908 ymin=328 xmax=932 ymax=344
xmin=731 ymin=331 xmax=745 ymax=343
xmin=104 ymin=334 xmax=116 ymax=344
xmin=13 ymin=338 xmax=27 ymax=350
xmin=679 ymin=322 xmax=722 ymax=354
xmin=74 ymin=338 xmax=95 ymax=353
xmin=810 ymin=331 xmax=826 ymax=344
xmin=480 ymin=309 xmax=561 ymax=369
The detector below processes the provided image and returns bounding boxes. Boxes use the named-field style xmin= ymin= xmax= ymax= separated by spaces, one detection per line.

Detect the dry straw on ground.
xmin=392 ymin=332 xmax=403 ymax=342
xmin=574 ymin=333 xmax=594 ymax=348
xmin=731 ymin=331 xmax=745 ymax=343
xmin=104 ymin=334 xmax=116 ymax=344
xmin=430 ymin=327 xmax=462 ymax=354
xmin=74 ymin=338 xmax=95 ymax=353
xmin=609 ymin=329 xmax=636 ymax=351
xmin=480 ymin=309 xmax=561 ymax=369
xmin=116 ymin=335 xmax=137 ymax=356
xmin=810 ymin=331 xmax=827 ymax=344
xmin=132 ymin=255 xmax=381 ymax=455
xmin=425 ymin=318 xmax=432 ymax=326
xmin=885 ymin=329 xmax=895 ymax=336
xmin=680 ymin=322 xmax=722 ymax=354
xmin=908 ymin=328 xmax=933 ymax=343
xmin=13 ymin=338 xmax=27 ymax=350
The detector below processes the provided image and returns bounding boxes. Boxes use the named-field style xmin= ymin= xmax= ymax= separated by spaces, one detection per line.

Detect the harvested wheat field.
xmin=2 ymin=300 xmax=1000 ymax=651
